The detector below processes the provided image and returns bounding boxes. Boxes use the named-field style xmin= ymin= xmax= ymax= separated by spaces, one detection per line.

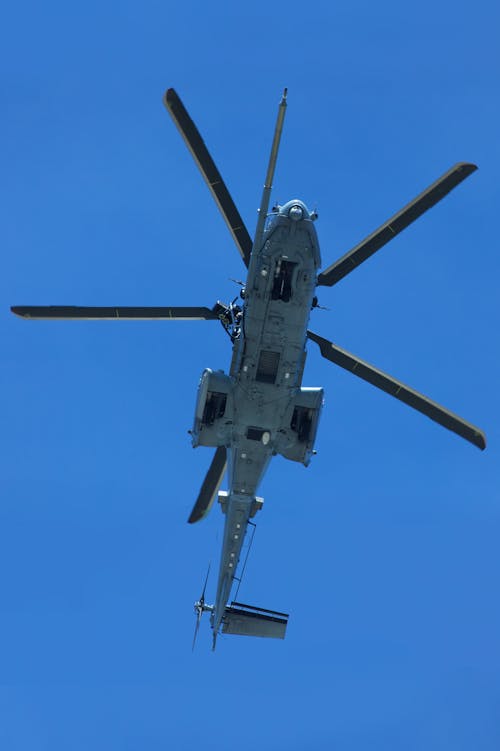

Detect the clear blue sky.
xmin=2 ymin=1 xmax=499 ymax=748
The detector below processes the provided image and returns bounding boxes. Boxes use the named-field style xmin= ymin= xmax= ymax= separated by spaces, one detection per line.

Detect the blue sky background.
xmin=2 ymin=1 xmax=499 ymax=748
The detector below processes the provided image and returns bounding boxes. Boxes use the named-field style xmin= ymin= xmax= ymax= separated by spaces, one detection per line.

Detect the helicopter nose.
xmin=289 ymin=204 xmax=304 ymax=221
xmin=280 ymin=199 xmax=314 ymax=221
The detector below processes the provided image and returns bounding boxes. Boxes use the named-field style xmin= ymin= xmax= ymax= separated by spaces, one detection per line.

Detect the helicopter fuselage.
xmin=11 ymin=87 xmax=486 ymax=650
xmin=191 ymin=200 xmax=324 ymax=631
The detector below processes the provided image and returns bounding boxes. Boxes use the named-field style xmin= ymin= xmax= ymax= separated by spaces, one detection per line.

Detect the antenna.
xmin=251 ymin=89 xmax=288 ymax=254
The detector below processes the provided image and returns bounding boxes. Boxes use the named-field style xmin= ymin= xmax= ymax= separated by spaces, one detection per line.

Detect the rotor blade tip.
xmin=456 ymin=161 xmax=478 ymax=174
xmin=188 ymin=510 xmax=206 ymax=524
xmin=476 ymin=432 xmax=487 ymax=451
xmin=11 ymin=307 xmax=27 ymax=318
xmin=163 ymin=88 xmax=177 ymax=108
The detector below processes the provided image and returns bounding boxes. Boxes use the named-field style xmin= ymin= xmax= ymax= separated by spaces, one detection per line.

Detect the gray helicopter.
xmin=12 ymin=88 xmax=486 ymax=650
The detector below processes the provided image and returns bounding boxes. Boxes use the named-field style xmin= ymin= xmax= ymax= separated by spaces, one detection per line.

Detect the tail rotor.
xmin=192 ymin=564 xmax=213 ymax=651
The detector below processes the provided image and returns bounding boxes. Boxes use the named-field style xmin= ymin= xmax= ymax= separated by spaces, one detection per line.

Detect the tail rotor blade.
xmin=192 ymin=608 xmax=203 ymax=652
xmin=188 ymin=446 xmax=227 ymax=524
xmin=192 ymin=563 xmax=211 ymax=652
xmin=200 ymin=562 xmax=211 ymax=603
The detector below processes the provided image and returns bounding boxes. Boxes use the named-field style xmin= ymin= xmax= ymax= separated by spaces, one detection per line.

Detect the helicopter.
xmin=11 ymin=88 xmax=486 ymax=650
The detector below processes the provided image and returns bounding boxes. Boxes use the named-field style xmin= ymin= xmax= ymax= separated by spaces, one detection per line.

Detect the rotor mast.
xmin=252 ymin=88 xmax=288 ymax=253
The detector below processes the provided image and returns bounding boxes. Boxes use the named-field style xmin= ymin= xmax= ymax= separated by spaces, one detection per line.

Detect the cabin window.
xmin=202 ymin=391 xmax=227 ymax=425
xmin=271 ymin=259 xmax=297 ymax=302
xmin=291 ymin=406 xmax=313 ymax=442
xmin=255 ymin=350 xmax=280 ymax=384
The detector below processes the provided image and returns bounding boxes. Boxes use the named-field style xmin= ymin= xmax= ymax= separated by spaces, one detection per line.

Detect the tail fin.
xmin=221 ymin=602 xmax=289 ymax=639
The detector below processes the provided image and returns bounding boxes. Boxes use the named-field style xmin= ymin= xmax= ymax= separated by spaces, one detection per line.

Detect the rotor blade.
xmin=163 ymin=88 xmax=252 ymax=267
xmin=11 ymin=306 xmax=219 ymax=321
xmin=188 ymin=446 xmax=227 ymax=524
xmin=192 ymin=563 xmax=211 ymax=651
xmin=317 ymin=163 xmax=477 ymax=287
xmin=200 ymin=562 xmax=211 ymax=603
xmin=192 ymin=608 xmax=203 ymax=652
xmin=307 ymin=330 xmax=486 ymax=450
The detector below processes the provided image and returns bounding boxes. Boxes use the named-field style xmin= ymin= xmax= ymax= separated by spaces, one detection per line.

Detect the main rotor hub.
xmin=212 ymin=300 xmax=242 ymax=342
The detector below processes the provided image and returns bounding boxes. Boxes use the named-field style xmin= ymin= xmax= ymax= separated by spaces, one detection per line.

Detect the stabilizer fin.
xmin=221 ymin=602 xmax=289 ymax=639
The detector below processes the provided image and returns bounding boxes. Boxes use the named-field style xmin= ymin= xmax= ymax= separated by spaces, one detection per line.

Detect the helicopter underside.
xmin=12 ymin=87 xmax=485 ymax=650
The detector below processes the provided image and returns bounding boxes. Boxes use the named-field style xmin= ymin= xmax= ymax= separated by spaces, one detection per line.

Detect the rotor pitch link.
xmin=307 ymin=330 xmax=486 ymax=450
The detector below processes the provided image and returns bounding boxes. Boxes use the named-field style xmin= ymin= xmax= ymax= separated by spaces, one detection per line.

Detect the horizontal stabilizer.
xmin=222 ymin=602 xmax=288 ymax=639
